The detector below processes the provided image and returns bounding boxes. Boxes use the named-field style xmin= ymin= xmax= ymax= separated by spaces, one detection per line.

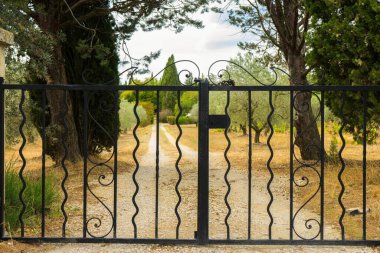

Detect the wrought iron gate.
xmin=0 ymin=60 xmax=379 ymax=246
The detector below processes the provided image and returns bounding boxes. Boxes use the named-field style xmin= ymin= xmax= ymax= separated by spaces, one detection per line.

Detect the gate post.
xmin=0 ymin=28 xmax=13 ymax=239
xmin=0 ymin=76 xmax=4 ymax=239
xmin=197 ymin=79 xmax=209 ymax=244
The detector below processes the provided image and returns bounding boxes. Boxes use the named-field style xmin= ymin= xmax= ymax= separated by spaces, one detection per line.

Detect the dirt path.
xmin=20 ymin=123 xmax=376 ymax=252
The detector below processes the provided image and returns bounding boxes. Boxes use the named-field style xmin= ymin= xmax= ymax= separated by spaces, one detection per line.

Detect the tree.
xmin=160 ymin=55 xmax=181 ymax=111
xmin=1 ymin=0 xmax=208 ymax=162
xmin=214 ymin=0 xmax=322 ymax=159
xmin=210 ymin=53 xmax=289 ymax=143
xmin=306 ymin=0 xmax=380 ymax=143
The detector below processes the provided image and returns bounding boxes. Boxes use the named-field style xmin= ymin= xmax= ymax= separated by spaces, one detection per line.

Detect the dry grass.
xmin=4 ymin=126 xmax=153 ymax=237
xmin=164 ymin=124 xmax=380 ymax=240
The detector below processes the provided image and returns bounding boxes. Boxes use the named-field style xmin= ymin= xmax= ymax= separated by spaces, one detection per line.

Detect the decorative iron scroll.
xmin=83 ymin=60 xmax=201 ymax=86
xmin=207 ymin=60 xmax=280 ymax=86
xmin=85 ymin=91 xmax=115 ymax=238
xmin=292 ymin=91 xmax=322 ymax=240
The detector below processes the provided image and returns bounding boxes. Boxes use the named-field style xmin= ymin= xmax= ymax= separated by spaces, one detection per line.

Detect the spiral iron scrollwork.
xmin=207 ymin=60 xmax=280 ymax=86
xmin=83 ymin=60 xmax=201 ymax=86
xmin=85 ymin=92 xmax=115 ymax=238
xmin=292 ymin=91 xmax=322 ymax=240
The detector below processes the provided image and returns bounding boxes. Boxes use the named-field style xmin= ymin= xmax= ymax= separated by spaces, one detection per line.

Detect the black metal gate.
xmin=0 ymin=61 xmax=379 ymax=246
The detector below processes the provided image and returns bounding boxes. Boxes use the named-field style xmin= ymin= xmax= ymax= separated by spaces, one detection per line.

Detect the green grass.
xmin=4 ymin=160 xmax=58 ymax=233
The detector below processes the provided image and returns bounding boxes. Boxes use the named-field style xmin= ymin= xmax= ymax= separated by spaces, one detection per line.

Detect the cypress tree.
xmin=160 ymin=55 xmax=181 ymax=112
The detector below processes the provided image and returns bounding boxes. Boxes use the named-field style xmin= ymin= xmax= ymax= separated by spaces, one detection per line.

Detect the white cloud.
xmin=120 ymin=12 xmax=254 ymax=82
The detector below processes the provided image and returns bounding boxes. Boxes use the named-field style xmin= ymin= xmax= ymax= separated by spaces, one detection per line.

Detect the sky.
xmin=120 ymin=11 xmax=254 ymax=83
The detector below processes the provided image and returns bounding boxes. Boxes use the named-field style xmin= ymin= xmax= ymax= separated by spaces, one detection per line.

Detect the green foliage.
xmin=189 ymin=103 xmax=199 ymax=123
xmin=121 ymin=77 xmax=159 ymax=107
xmin=5 ymin=160 xmax=58 ymax=232
xmin=307 ymin=0 xmax=380 ymax=144
xmin=178 ymin=116 xmax=193 ymax=125
xmin=119 ymin=100 xmax=149 ymax=132
xmin=160 ymin=55 xmax=181 ymax=111
xmin=159 ymin=109 xmax=174 ymax=123
xmin=4 ymin=90 xmax=38 ymax=147
xmin=140 ymin=101 xmax=155 ymax=124
xmin=174 ymin=91 xmax=198 ymax=115
xmin=167 ymin=116 xmax=176 ymax=125
xmin=209 ymin=53 xmax=290 ymax=142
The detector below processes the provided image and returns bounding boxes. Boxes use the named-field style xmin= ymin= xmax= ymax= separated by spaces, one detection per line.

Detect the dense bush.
xmin=167 ymin=116 xmax=176 ymax=125
xmin=5 ymin=90 xmax=38 ymax=147
xmin=119 ymin=100 xmax=149 ymax=132
xmin=166 ymin=116 xmax=193 ymax=125
xmin=5 ymin=160 xmax=58 ymax=232
xmin=159 ymin=109 xmax=173 ymax=123
xmin=178 ymin=116 xmax=193 ymax=125
xmin=140 ymin=101 xmax=155 ymax=124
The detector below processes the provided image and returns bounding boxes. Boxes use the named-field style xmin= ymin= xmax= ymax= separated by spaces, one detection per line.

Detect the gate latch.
xmin=208 ymin=114 xmax=230 ymax=129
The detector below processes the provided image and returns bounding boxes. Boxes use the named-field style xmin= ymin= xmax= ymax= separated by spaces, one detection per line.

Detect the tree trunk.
xmin=46 ymin=43 xmax=82 ymax=163
xmin=35 ymin=12 xmax=82 ymax=163
xmin=254 ymin=130 xmax=261 ymax=143
xmin=240 ymin=124 xmax=247 ymax=136
xmin=288 ymin=54 xmax=322 ymax=160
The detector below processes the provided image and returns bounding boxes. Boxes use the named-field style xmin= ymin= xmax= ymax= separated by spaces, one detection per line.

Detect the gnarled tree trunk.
xmin=288 ymin=54 xmax=322 ymax=160
xmin=37 ymin=12 xmax=82 ymax=163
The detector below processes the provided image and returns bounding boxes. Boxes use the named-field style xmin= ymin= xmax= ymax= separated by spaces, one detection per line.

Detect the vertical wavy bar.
xmin=18 ymin=89 xmax=26 ymax=237
xmin=132 ymin=91 xmax=140 ymax=238
xmin=338 ymin=91 xmax=347 ymax=240
xmin=266 ymin=91 xmax=274 ymax=240
xmin=224 ymin=90 xmax=231 ymax=240
xmin=61 ymin=90 xmax=69 ymax=237
xmin=248 ymin=91 xmax=252 ymax=240
xmin=175 ymin=91 xmax=183 ymax=239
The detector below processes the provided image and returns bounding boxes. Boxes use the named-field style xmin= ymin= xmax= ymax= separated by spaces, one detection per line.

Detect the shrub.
xmin=5 ymin=160 xmax=58 ymax=232
xmin=167 ymin=116 xmax=176 ymax=125
xmin=159 ymin=109 xmax=173 ymax=123
xmin=178 ymin=116 xmax=193 ymax=125
xmin=119 ymin=100 xmax=148 ymax=132
xmin=5 ymin=90 xmax=38 ymax=147
xmin=140 ymin=101 xmax=155 ymax=124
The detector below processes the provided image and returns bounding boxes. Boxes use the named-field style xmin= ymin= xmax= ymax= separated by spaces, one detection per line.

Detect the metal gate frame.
xmin=1 ymin=72 xmax=380 ymax=246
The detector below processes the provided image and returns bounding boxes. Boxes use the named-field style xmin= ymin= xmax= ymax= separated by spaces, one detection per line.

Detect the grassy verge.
xmin=4 ymin=159 xmax=58 ymax=233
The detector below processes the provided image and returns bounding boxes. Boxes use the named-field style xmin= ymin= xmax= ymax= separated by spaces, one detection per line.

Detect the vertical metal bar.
xmin=175 ymin=90 xmax=183 ymax=239
xmin=61 ymin=90 xmax=69 ymax=238
xmin=289 ymin=91 xmax=294 ymax=241
xmin=0 ymin=77 xmax=4 ymax=239
xmin=224 ymin=90 xmax=231 ymax=240
xmin=83 ymin=91 xmax=89 ymax=238
xmin=132 ymin=90 xmax=140 ymax=239
xmin=338 ymin=91 xmax=347 ymax=240
xmin=113 ymin=90 xmax=118 ymax=239
xmin=320 ymin=91 xmax=325 ymax=240
xmin=197 ymin=79 xmax=209 ymax=244
xmin=18 ymin=89 xmax=27 ymax=237
xmin=41 ymin=89 xmax=47 ymax=237
xmin=266 ymin=91 xmax=274 ymax=240
xmin=155 ymin=90 xmax=160 ymax=239
xmin=362 ymin=91 xmax=367 ymax=241
xmin=248 ymin=91 xmax=252 ymax=240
